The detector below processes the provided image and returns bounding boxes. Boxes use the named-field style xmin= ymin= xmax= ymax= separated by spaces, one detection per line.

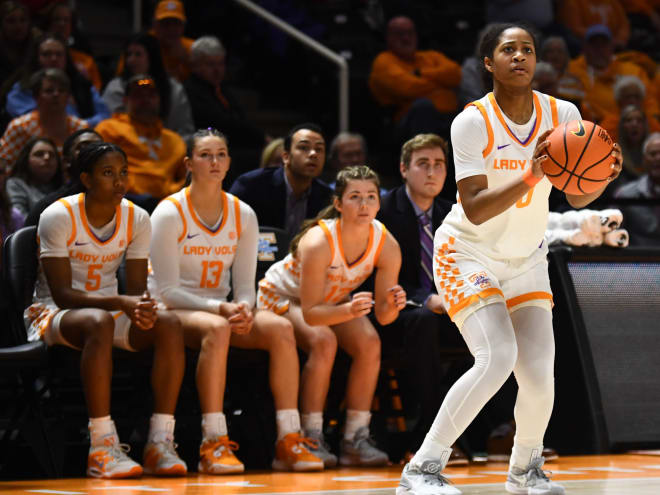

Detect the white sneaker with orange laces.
xmin=272 ymin=432 xmax=324 ymax=472
xmin=87 ymin=439 xmax=143 ymax=479
xmin=198 ymin=436 xmax=244 ymax=474
xmin=143 ymin=441 xmax=187 ymax=476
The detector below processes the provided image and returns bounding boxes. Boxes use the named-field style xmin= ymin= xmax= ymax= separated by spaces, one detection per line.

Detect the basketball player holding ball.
xmin=397 ymin=23 xmax=622 ymax=495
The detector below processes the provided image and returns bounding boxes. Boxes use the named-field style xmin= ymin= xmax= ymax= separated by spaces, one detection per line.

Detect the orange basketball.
xmin=542 ymin=120 xmax=614 ymax=195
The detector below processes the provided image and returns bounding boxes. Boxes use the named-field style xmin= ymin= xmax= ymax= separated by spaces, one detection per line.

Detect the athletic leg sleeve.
xmin=510 ymin=306 xmax=555 ymax=469
xmin=412 ymin=303 xmax=517 ymax=464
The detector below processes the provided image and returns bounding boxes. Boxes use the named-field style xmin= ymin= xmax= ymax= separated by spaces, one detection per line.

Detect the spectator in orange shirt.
xmin=567 ymin=24 xmax=659 ymax=126
xmin=43 ymin=1 xmax=102 ymax=91
xmin=558 ymin=0 xmax=630 ymax=49
xmin=151 ymin=0 xmax=194 ymax=82
xmin=599 ymin=75 xmax=660 ymax=141
xmin=95 ymin=75 xmax=186 ymax=213
xmin=368 ymin=16 xmax=461 ymax=142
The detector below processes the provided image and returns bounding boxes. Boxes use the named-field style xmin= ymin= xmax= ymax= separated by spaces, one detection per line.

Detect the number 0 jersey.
xmin=258 ymin=218 xmax=387 ymax=314
xmin=442 ymin=91 xmax=580 ymax=260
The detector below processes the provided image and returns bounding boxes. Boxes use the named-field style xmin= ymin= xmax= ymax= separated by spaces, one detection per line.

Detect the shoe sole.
xmin=87 ymin=465 xmax=143 ymax=479
xmin=396 ymin=483 xmax=462 ymax=495
xmin=143 ymin=465 xmax=187 ymax=476
xmin=198 ymin=462 xmax=245 ymax=474
xmin=505 ymin=480 xmax=534 ymax=494
xmin=272 ymin=459 xmax=324 ymax=471
xmin=446 ymin=458 xmax=469 ymax=466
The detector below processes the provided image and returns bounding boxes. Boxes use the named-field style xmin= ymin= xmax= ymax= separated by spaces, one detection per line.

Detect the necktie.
xmin=419 ymin=213 xmax=434 ymax=292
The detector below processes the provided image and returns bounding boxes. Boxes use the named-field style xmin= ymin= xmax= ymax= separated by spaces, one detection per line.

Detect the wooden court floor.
xmin=2 ymin=454 xmax=660 ymax=494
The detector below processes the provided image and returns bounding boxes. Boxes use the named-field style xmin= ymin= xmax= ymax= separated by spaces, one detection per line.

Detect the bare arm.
xmin=458 ymin=129 xmax=553 ymax=225
xmin=373 ymin=232 xmax=406 ymax=325
xmin=41 ymin=258 xmax=139 ymax=311
xmin=299 ymin=227 xmax=373 ymax=327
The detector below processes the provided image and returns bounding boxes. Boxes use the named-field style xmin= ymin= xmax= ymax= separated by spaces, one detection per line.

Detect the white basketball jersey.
xmin=34 ymin=193 xmax=140 ymax=303
xmin=260 ymin=218 xmax=387 ymax=307
xmin=442 ymin=91 xmax=577 ymax=260
xmin=150 ymin=187 xmax=243 ymax=300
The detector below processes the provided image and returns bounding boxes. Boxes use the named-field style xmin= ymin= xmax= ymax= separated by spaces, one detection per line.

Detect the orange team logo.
xmin=229 ymin=231 xmax=236 ymax=240
xmin=119 ymin=239 xmax=125 ymax=247
xmin=571 ymin=120 xmax=586 ymax=137
xmin=468 ymin=271 xmax=492 ymax=289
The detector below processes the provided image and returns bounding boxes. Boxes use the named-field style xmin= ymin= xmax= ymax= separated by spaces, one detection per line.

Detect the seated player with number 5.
xmin=397 ymin=23 xmax=623 ymax=495
xmin=148 ymin=128 xmax=324 ymax=474
xmin=26 ymin=142 xmax=187 ymax=479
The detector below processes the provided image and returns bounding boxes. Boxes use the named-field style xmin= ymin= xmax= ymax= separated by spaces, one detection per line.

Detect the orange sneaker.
xmin=143 ymin=441 xmax=187 ymax=476
xmin=87 ymin=438 xmax=143 ymax=479
xmin=272 ymin=432 xmax=324 ymax=472
xmin=198 ymin=436 xmax=244 ymax=474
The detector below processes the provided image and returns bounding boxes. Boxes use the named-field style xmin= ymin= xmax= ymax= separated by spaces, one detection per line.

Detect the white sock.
xmin=276 ymin=409 xmax=301 ymax=441
xmin=411 ymin=444 xmax=452 ymax=470
xmin=202 ymin=412 xmax=227 ymax=440
xmin=88 ymin=416 xmax=118 ymax=447
xmin=510 ymin=444 xmax=542 ymax=471
xmin=344 ymin=410 xmax=371 ymax=441
xmin=301 ymin=412 xmax=323 ymax=434
xmin=148 ymin=413 xmax=175 ymax=444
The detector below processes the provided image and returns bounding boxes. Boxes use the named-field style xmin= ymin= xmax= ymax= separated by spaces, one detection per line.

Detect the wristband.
xmin=522 ymin=168 xmax=542 ymax=187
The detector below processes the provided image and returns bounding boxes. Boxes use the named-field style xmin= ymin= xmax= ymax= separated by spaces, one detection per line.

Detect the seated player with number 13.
xmin=149 ymin=128 xmax=324 ymax=474
xmin=397 ymin=23 xmax=623 ymax=495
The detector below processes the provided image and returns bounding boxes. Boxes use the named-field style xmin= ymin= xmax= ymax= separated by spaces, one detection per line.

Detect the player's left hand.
xmin=608 ymin=143 xmax=623 ymax=182
xmin=386 ymin=285 xmax=407 ymax=311
xmin=228 ymin=301 xmax=253 ymax=335
xmin=133 ymin=291 xmax=158 ymax=330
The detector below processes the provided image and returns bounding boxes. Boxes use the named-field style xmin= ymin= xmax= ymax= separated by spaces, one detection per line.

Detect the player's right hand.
xmin=120 ymin=294 xmax=157 ymax=330
xmin=349 ymin=291 xmax=374 ymax=317
xmin=531 ymin=128 xmax=553 ymax=179
xmin=219 ymin=301 xmax=253 ymax=335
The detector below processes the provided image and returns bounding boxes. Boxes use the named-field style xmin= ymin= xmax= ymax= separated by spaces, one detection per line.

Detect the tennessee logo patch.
xmin=229 ymin=231 xmax=236 ymax=240
xmin=469 ymin=271 xmax=492 ymax=289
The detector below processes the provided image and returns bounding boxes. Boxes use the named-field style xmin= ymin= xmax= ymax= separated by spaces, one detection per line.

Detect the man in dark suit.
xmin=229 ymin=123 xmax=333 ymax=236
xmin=377 ymin=133 xmax=469 ymax=462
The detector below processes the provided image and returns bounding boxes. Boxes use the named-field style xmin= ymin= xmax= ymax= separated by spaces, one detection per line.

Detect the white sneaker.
xmin=397 ymin=460 xmax=461 ymax=495
xmin=505 ymin=456 xmax=565 ymax=494
xmin=143 ymin=440 xmax=187 ymax=476
xmin=87 ymin=439 xmax=142 ymax=479
xmin=339 ymin=426 xmax=389 ymax=467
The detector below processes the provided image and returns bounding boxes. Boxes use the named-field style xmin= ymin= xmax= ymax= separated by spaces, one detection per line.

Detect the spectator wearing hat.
xmin=566 ymin=24 xmax=658 ymax=126
xmin=152 ymin=0 xmax=194 ymax=82
xmin=95 ymin=75 xmax=186 ymax=212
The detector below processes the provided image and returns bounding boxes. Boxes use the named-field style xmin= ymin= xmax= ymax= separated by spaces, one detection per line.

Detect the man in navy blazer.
xmin=229 ymin=123 xmax=333 ymax=236
xmin=376 ymin=134 xmax=468 ymax=460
